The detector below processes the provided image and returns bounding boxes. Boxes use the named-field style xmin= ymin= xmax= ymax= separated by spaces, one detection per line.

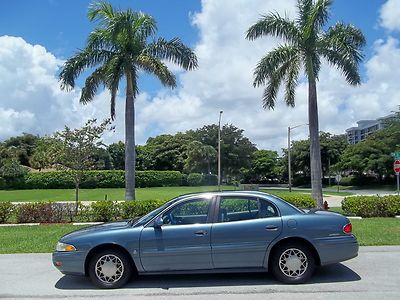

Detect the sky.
xmin=0 ymin=0 xmax=399 ymax=151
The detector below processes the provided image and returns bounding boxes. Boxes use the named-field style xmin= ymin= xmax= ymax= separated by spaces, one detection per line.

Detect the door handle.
xmin=265 ymin=225 xmax=278 ymax=231
xmin=194 ymin=230 xmax=208 ymax=236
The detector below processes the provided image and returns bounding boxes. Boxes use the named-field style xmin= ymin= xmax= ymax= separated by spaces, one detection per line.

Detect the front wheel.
xmin=270 ymin=242 xmax=315 ymax=284
xmin=88 ymin=249 xmax=132 ymax=289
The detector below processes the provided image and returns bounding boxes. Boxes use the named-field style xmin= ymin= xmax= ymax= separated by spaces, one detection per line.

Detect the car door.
xmin=140 ymin=197 xmax=214 ymax=272
xmin=211 ymin=195 xmax=282 ymax=269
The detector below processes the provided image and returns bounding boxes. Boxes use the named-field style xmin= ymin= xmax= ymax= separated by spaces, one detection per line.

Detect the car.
xmin=52 ymin=191 xmax=358 ymax=288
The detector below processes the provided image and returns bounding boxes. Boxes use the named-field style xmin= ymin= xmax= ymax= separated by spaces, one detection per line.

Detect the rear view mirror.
xmin=154 ymin=216 xmax=163 ymax=228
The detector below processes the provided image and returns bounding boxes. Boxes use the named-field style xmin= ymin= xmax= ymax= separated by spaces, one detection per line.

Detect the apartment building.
xmin=345 ymin=114 xmax=393 ymax=144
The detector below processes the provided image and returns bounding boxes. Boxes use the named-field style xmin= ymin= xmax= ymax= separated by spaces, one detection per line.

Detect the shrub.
xmin=202 ymin=174 xmax=218 ymax=185
xmin=271 ymin=192 xmax=316 ymax=208
xmin=342 ymin=195 xmax=400 ymax=217
xmin=90 ymin=201 xmax=120 ymax=222
xmin=19 ymin=170 xmax=182 ymax=190
xmin=0 ymin=202 xmax=14 ymax=223
xmin=119 ymin=199 xmax=167 ymax=219
xmin=15 ymin=202 xmax=78 ymax=223
xmin=187 ymin=173 xmax=203 ymax=186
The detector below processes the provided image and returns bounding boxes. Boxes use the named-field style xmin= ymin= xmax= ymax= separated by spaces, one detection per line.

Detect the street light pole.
xmin=218 ymin=111 xmax=223 ymax=191
xmin=287 ymin=123 xmax=308 ymax=192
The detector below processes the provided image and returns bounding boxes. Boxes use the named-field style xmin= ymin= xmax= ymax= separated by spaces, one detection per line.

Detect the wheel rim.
xmin=95 ymin=254 xmax=124 ymax=284
xmin=279 ymin=248 xmax=308 ymax=278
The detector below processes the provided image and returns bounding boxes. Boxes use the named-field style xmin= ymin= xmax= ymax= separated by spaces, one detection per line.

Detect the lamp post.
xmin=288 ymin=123 xmax=308 ymax=192
xmin=218 ymin=111 xmax=223 ymax=191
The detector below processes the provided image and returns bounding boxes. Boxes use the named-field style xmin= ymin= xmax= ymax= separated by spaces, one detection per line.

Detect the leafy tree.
xmin=59 ymin=1 xmax=197 ymax=200
xmin=50 ymin=119 xmax=111 ymax=211
xmin=0 ymin=159 xmax=27 ymax=188
xmin=2 ymin=133 xmax=39 ymax=167
xmin=29 ymin=137 xmax=56 ymax=171
xmin=246 ymin=0 xmax=365 ymax=208
xmin=185 ymin=141 xmax=217 ymax=174
xmin=108 ymin=141 xmax=125 ymax=170
xmin=193 ymin=124 xmax=257 ymax=180
xmin=245 ymin=150 xmax=282 ymax=183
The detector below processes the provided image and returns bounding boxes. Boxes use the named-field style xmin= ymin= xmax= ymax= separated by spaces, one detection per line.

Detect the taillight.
xmin=343 ymin=223 xmax=352 ymax=234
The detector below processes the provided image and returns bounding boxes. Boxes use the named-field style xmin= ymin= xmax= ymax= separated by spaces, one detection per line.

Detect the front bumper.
xmin=314 ymin=234 xmax=359 ymax=265
xmin=52 ymin=251 xmax=87 ymax=276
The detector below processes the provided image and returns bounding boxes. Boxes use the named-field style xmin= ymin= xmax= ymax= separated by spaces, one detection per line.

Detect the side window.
xmin=162 ymin=198 xmax=211 ymax=225
xmin=218 ymin=197 xmax=278 ymax=223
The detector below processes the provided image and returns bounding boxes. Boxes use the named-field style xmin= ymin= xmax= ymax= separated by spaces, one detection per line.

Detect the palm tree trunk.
xmin=125 ymin=71 xmax=136 ymax=200
xmin=308 ymin=77 xmax=323 ymax=209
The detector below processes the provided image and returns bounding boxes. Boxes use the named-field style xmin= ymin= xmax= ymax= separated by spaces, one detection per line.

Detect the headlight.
xmin=56 ymin=242 xmax=76 ymax=252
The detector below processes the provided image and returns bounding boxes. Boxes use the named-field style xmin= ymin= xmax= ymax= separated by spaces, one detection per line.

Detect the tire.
xmin=88 ymin=249 xmax=133 ymax=289
xmin=270 ymin=242 xmax=315 ymax=284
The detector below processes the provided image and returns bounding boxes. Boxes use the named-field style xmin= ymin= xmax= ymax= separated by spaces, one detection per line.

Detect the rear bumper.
xmin=52 ymin=251 xmax=86 ymax=276
xmin=314 ymin=234 xmax=359 ymax=265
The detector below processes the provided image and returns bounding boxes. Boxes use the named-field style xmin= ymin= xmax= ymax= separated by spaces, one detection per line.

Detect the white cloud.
xmin=380 ymin=0 xmax=400 ymax=31
xmin=1 ymin=0 xmax=400 ymax=153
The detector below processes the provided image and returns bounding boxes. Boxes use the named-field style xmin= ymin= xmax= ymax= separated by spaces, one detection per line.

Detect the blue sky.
xmin=0 ymin=0 xmax=399 ymax=150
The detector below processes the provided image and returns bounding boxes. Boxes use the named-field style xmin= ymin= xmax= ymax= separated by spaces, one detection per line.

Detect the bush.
xmin=90 ymin=201 xmax=120 ymax=222
xmin=202 ymin=174 xmax=218 ymax=185
xmin=342 ymin=195 xmax=400 ymax=217
xmin=0 ymin=202 xmax=14 ymax=223
xmin=187 ymin=173 xmax=203 ymax=186
xmin=19 ymin=170 xmax=182 ymax=190
xmin=15 ymin=202 xmax=78 ymax=223
xmin=119 ymin=199 xmax=167 ymax=219
xmin=271 ymin=192 xmax=316 ymax=208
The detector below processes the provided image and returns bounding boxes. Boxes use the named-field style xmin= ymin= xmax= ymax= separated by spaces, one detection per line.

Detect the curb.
xmin=0 ymin=222 xmax=103 ymax=227
xmin=348 ymin=216 xmax=362 ymax=219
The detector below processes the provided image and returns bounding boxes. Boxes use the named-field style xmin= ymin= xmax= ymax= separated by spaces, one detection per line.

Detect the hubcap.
xmin=95 ymin=254 xmax=124 ymax=284
xmin=279 ymin=248 xmax=308 ymax=278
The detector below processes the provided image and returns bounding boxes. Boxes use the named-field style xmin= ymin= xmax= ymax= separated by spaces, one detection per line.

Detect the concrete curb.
xmin=0 ymin=222 xmax=103 ymax=227
xmin=348 ymin=216 xmax=363 ymax=220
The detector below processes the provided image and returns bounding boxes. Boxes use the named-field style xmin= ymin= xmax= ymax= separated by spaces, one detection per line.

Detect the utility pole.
xmin=218 ymin=111 xmax=223 ymax=191
xmin=288 ymin=123 xmax=308 ymax=192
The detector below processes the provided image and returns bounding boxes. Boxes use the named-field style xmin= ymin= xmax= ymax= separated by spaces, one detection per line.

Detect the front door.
xmin=211 ymin=196 xmax=282 ymax=268
xmin=140 ymin=197 xmax=213 ymax=271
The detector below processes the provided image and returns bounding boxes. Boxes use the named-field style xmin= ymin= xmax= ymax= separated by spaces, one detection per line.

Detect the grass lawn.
xmin=0 ymin=224 xmax=85 ymax=254
xmin=0 ymin=186 xmax=236 ymax=202
xmin=0 ymin=218 xmax=398 ymax=254
xmin=260 ymin=188 xmax=352 ymax=197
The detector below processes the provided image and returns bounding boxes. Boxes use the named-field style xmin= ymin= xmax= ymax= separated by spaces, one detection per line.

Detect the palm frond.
xmin=253 ymin=45 xmax=299 ymax=87
xmin=80 ymin=67 xmax=106 ymax=104
xmin=136 ymin=54 xmax=176 ymax=88
xmin=103 ymin=56 xmax=124 ymax=120
xmin=59 ymin=48 xmax=112 ymax=91
xmin=308 ymin=0 xmax=332 ymax=31
xmin=88 ymin=1 xmax=116 ymax=23
xmin=262 ymin=58 xmax=294 ymax=110
xmin=87 ymin=28 xmax=114 ymax=51
xmin=297 ymin=0 xmax=313 ymax=28
xmin=145 ymin=37 xmax=198 ymax=70
xmin=246 ymin=12 xmax=300 ymax=44
xmin=285 ymin=57 xmax=300 ymax=107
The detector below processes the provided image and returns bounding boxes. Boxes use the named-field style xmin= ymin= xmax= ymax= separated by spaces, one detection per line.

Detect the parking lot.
xmin=0 ymin=246 xmax=399 ymax=300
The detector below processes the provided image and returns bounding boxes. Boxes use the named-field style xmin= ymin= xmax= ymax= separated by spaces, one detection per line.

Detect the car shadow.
xmin=55 ymin=263 xmax=361 ymax=290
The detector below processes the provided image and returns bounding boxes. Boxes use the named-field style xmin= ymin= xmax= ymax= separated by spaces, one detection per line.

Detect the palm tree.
xmin=59 ymin=1 xmax=198 ymax=200
xmin=246 ymin=0 xmax=365 ymax=208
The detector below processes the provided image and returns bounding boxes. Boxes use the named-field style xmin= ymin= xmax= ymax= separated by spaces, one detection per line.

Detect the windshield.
xmin=132 ymin=196 xmax=184 ymax=227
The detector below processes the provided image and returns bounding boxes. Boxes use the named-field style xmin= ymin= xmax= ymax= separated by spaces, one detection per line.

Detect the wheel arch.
xmin=266 ymin=236 xmax=321 ymax=269
xmin=84 ymin=243 xmax=138 ymax=276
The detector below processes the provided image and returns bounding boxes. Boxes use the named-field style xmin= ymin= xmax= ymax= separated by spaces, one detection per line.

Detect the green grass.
xmin=0 ymin=218 xmax=398 ymax=253
xmin=260 ymin=188 xmax=352 ymax=197
xmin=352 ymin=218 xmax=400 ymax=246
xmin=0 ymin=224 xmax=86 ymax=253
xmin=0 ymin=186 xmax=236 ymax=202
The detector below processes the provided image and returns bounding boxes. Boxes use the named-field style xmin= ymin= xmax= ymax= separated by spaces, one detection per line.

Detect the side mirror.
xmin=153 ymin=216 xmax=163 ymax=228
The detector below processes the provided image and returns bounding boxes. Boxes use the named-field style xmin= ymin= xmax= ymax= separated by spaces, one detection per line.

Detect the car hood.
xmin=61 ymin=220 xmax=131 ymax=241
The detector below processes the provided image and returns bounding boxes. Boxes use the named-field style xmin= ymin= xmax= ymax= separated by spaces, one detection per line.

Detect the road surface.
xmin=0 ymin=246 xmax=399 ymax=299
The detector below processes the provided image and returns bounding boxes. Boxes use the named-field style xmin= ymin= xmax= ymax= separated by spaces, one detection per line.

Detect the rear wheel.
xmin=270 ymin=242 xmax=315 ymax=284
xmin=88 ymin=249 xmax=132 ymax=289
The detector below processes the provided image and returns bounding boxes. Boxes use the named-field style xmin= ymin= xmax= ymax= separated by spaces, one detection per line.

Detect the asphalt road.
xmin=0 ymin=246 xmax=399 ymax=300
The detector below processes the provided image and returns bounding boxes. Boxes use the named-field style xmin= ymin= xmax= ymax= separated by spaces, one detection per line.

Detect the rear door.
xmin=211 ymin=195 xmax=282 ymax=268
xmin=140 ymin=197 xmax=214 ymax=271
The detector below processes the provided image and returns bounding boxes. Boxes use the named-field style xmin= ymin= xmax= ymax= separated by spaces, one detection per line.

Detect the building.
xmin=345 ymin=114 xmax=394 ymax=144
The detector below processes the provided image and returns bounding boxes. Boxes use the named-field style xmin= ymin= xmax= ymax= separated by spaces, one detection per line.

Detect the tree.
xmin=108 ymin=141 xmax=125 ymax=170
xmin=59 ymin=1 xmax=197 ymax=200
xmin=245 ymin=150 xmax=282 ymax=183
xmin=246 ymin=0 xmax=365 ymax=208
xmin=29 ymin=137 xmax=55 ymax=171
xmin=51 ymin=119 xmax=111 ymax=211
xmin=185 ymin=141 xmax=217 ymax=174
xmin=3 ymin=133 xmax=39 ymax=167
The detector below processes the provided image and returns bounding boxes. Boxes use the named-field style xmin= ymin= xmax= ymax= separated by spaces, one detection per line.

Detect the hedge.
xmin=342 ymin=195 xmax=400 ymax=217
xmin=16 ymin=170 xmax=182 ymax=189
xmin=270 ymin=192 xmax=316 ymax=209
